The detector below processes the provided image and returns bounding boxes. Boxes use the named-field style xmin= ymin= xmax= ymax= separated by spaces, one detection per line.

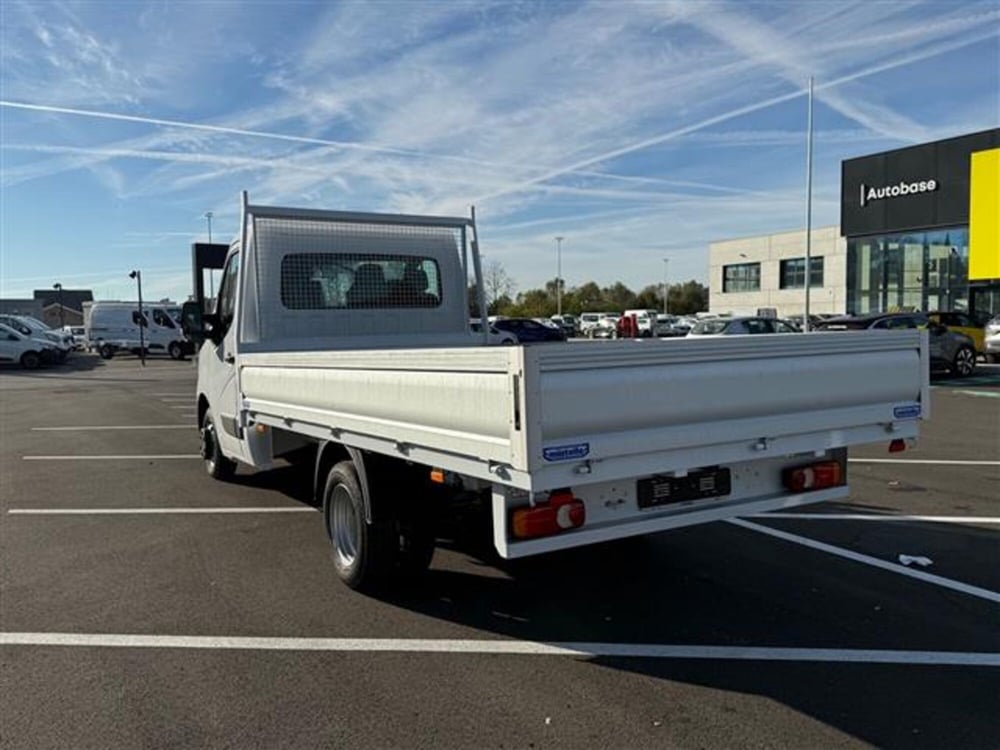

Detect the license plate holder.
xmin=637 ymin=467 xmax=731 ymax=509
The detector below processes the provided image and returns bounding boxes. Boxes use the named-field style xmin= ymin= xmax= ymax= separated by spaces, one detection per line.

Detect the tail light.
xmin=783 ymin=460 xmax=844 ymax=493
xmin=889 ymin=439 xmax=906 ymax=453
xmin=511 ymin=489 xmax=586 ymax=539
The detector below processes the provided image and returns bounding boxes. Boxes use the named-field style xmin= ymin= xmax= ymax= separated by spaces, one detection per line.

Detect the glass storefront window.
xmin=846 ymin=227 xmax=969 ymax=315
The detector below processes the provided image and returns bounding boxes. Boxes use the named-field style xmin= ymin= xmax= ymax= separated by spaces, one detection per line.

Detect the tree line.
xmin=470 ymin=260 xmax=709 ymax=318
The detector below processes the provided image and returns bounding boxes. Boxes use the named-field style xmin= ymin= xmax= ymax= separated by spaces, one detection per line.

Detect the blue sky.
xmin=1 ymin=0 xmax=998 ymax=303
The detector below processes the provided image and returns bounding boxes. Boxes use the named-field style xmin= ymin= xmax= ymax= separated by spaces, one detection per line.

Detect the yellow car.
xmin=928 ymin=312 xmax=985 ymax=354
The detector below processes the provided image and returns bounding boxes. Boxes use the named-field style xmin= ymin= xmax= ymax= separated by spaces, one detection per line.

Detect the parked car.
xmin=784 ymin=313 xmax=832 ymax=331
xmin=654 ymin=314 xmax=688 ymax=337
xmin=549 ymin=314 xmax=578 ymax=337
xmin=0 ymin=322 xmax=59 ymax=369
xmin=493 ymin=317 xmax=566 ymax=342
xmin=687 ymin=317 xmax=800 ymax=336
xmin=984 ymin=315 xmax=1000 ymax=363
xmin=0 ymin=315 xmax=71 ymax=362
xmin=815 ymin=312 xmax=977 ymax=377
xmin=578 ymin=312 xmax=605 ymax=336
xmin=60 ymin=325 xmax=88 ymax=350
xmin=927 ymin=311 xmax=986 ymax=355
xmin=469 ymin=320 xmax=517 ymax=345
xmin=590 ymin=313 xmax=621 ymax=338
xmin=622 ymin=309 xmax=661 ymax=338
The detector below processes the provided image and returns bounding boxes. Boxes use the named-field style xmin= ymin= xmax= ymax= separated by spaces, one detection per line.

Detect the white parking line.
xmin=23 ymin=455 xmax=201 ymax=461
xmin=8 ymin=507 xmax=316 ymax=515
xmin=755 ymin=513 xmax=1000 ymax=524
xmin=849 ymin=459 xmax=1000 ymax=466
xmin=161 ymin=398 xmax=193 ymax=403
xmin=0 ymin=633 xmax=996 ymax=665
xmin=32 ymin=425 xmax=193 ymax=431
xmin=151 ymin=393 xmax=193 ymax=397
xmin=728 ymin=519 xmax=1000 ymax=604
xmin=169 ymin=406 xmax=192 ymax=410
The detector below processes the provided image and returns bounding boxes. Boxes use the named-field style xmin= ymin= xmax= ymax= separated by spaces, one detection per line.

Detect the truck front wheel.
xmin=201 ymin=409 xmax=237 ymax=481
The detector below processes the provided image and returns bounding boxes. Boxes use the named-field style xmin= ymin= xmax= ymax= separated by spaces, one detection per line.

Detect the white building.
xmin=708 ymin=225 xmax=847 ymax=317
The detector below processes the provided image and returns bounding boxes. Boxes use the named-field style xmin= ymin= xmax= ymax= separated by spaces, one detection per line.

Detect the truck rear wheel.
xmin=324 ymin=461 xmax=395 ymax=592
xmin=99 ymin=343 xmax=115 ymax=359
xmin=168 ymin=341 xmax=185 ymax=360
xmin=323 ymin=459 xmax=435 ymax=593
xmin=201 ymin=409 xmax=237 ymax=481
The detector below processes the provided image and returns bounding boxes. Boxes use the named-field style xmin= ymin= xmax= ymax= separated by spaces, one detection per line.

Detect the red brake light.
xmin=783 ymin=461 xmax=844 ymax=492
xmin=511 ymin=490 xmax=586 ymax=539
xmin=889 ymin=439 xmax=906 ymax=453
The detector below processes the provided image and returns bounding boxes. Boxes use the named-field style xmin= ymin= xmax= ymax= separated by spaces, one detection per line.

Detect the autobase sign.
xmin=860 ymin=179 xmax=937 ymax=207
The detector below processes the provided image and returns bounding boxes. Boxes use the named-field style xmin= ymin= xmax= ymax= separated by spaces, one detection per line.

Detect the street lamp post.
xmin=53 ymin=282 xmax=64 ymax=328
xmin=204 ymin=211 xmax=215 ymax=301
xmin=803 ymin=75 xmax=814 ymax=332
xmin=662 ymin=258 xmax=670 ymax=315
xmin=129 ymin=270 xmax=145 ymax=367
xmin=554 ymin=236 xmax=564 ymax=316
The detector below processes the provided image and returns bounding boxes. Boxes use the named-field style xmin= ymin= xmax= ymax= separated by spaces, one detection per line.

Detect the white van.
xmin=0 ymin=322 xmax=59 ymax=369
xmin=84 ymin=301 xmax=192 ymax=360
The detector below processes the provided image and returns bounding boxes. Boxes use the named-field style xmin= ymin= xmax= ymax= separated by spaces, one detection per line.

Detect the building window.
xmin=846 ymin=227 xmax=969 ymax=315
xmin=779 ymin=257 xmax=824 ymax=289
xmin=722 ymin=262 xmax=760 ymax=292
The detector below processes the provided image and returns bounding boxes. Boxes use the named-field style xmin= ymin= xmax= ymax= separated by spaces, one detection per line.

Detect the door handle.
xmin=224 ymin=353 xmax=235 ymax=364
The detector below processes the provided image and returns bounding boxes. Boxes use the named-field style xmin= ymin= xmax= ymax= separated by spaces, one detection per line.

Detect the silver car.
xmin=688 ymin=317 xmax=800 ymax=336
xmin=815 ymin=313 xmax=977 ymax=377
xmin=985 ymin=315 xmax=1000 ymax=364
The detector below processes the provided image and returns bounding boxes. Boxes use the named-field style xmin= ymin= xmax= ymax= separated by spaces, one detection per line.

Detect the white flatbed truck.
xmin=182 ymin=193 xmax=929 ymax=592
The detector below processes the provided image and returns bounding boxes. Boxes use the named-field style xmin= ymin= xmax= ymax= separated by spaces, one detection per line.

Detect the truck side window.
xmin=216 ymin=254 xmax=241 ymax=336
xmin=131 ymin=311 xmax=148 ymax=327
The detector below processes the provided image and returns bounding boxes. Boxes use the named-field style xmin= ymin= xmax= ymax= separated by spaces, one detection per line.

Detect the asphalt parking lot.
xmin=1 ymin=354 xmax=998 ymax=749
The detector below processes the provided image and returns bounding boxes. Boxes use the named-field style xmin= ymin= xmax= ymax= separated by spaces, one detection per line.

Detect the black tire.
xmin=323 ymin=461 xmax=397 ymax=592
xmin=201 ymin=409 xmax=237 ymax=481
xmin=99 ymin=343 xmax=115 ymax=360
xmin=20 ymin=351 xmax=41 ymax=370
xmin=951 ymin=346 xmax=976 ymax=378
xmin=168 ymin=341 xmax=185 ymax=360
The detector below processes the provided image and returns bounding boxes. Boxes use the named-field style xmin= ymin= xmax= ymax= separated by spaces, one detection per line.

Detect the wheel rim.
xmin=956 ymin=349 xmax=974 ymax=376
xmin=331 ymin=485 xmax=360 ymax=569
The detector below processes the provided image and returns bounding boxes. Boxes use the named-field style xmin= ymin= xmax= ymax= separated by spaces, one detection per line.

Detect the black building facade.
xmin=840 ymin=128 xmax=1000 ymax=318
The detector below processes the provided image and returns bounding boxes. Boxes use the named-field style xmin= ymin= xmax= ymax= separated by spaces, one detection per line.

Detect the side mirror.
xmin=181 ymin=300 xmax=221 ymax=345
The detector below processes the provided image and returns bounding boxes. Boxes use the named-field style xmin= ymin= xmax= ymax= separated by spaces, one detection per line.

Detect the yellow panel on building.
xmin=969 ymin=148 xmax=1000 ymax=281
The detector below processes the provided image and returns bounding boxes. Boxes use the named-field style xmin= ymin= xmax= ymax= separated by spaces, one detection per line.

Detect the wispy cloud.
xmin=1 ymin=0 xmax=996 ymax=299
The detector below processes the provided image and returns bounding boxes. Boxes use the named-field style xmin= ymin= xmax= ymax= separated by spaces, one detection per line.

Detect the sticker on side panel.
xmin=543 ymin=443 xmax=590 ymax=462
xmin=893 ymin=404 xmax=921 ymax=420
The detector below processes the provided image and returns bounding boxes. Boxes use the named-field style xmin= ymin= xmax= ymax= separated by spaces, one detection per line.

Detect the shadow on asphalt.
xmin=0 ymin=354 xmax=103 ymax=377
xmin=223 ymin=453 xmax=1000 ymax=748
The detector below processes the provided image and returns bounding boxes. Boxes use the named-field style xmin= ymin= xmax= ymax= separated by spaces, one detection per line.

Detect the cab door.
xmin=200 ymin=252 xmax=246 ymax=461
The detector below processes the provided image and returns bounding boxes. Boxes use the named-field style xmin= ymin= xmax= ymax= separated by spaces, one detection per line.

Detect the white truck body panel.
xmin=239 ymin=331 xmax=927 ymax=493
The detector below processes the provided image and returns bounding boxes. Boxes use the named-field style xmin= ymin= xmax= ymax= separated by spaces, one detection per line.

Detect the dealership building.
xmin=709 ymin=128 xmax=1000 ymax=319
